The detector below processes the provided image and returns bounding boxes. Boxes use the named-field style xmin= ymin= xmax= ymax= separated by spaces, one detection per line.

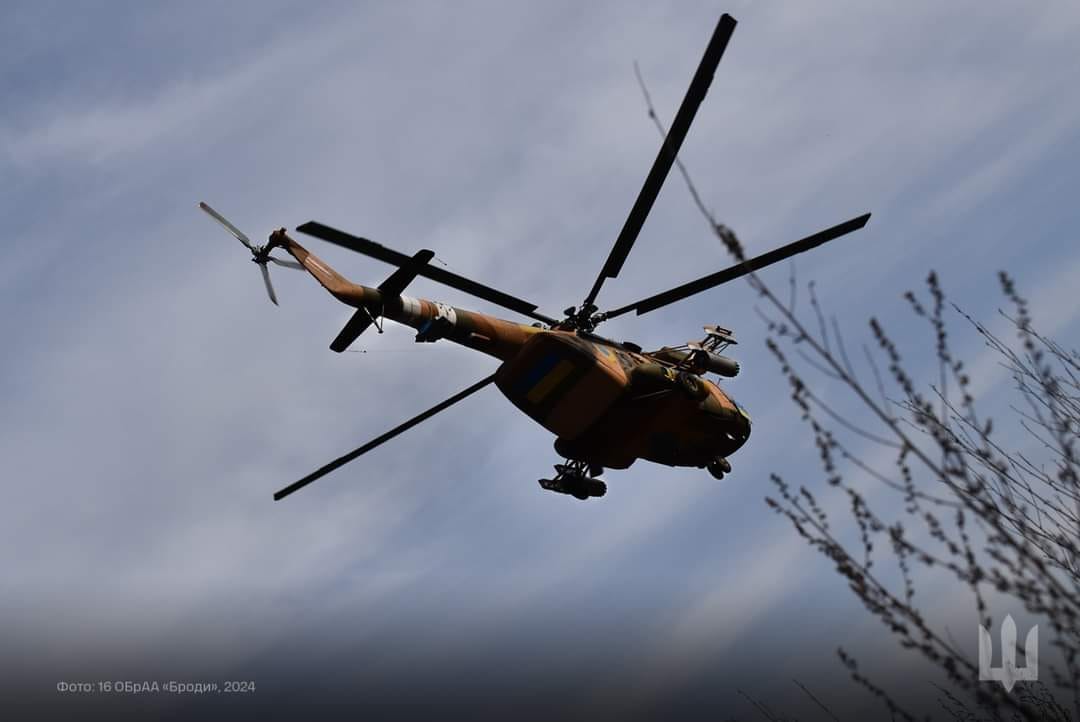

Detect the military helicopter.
xmin=200 ymin=13 xmax=870 ymax=502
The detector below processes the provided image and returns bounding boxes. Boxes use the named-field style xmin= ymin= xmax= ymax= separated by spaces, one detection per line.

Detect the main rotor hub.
xmin=561 ymin=303 xmax=605 ymax=332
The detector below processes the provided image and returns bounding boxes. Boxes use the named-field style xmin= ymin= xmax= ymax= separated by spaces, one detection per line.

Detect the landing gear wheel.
xmin=707 ymin=457 xmax=731 ymax=481
xmin=584 ymin=478 xmax=607 ymax=498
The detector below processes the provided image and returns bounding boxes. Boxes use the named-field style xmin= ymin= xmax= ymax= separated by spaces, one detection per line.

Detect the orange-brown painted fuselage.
xmin=279 ymin=231 xmax=751 ymax=471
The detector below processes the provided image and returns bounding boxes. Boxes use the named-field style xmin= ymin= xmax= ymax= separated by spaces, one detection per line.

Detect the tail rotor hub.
xmin=199 ymin=203 xmax=303 ymax=306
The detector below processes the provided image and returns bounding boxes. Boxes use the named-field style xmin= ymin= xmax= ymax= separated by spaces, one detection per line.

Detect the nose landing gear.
xmin=539 ymin=461 xmax=607 ymax=500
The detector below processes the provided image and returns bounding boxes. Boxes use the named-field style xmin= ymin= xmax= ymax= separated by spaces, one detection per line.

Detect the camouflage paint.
xmin=274 ymin=230 xmax=750 ymax=470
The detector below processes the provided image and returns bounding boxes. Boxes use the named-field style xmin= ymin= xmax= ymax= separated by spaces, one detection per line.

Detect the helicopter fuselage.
xmin=402 ymin=297 xmax=752 ymax=471
xmin=494 ymin=328 xmax=751 ymax=470
xmin=282 ymin=232 xmax=751 ymax=471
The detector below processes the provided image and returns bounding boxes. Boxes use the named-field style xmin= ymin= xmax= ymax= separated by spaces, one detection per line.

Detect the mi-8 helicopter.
xmin=200 ymin=13 xmax=869 ymax=502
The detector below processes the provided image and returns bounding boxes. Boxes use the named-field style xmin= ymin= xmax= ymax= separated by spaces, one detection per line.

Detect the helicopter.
xmin=200 ymin=13 xmax=870 ymax=502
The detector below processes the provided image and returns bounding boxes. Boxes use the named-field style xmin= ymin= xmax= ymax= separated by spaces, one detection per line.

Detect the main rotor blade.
xmin=297 ymin=221 xmax=558 ymax=326
xmin=602 ymin=213 xmax=871 ymax=319
xmin=273 ymin=373 xmax=497 ymax=501
xmin=582 ymin=13 xmax=737 ymax=310
xmin=199 ymin=201 xmax=256 ymax=252
xmin=258 ymin=262 xmax=279 ymax=305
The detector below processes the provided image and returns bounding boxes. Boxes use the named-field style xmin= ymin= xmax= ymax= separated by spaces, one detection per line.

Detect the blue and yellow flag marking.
xmin=516 ymin=352 xmax=559 ymax=392
xmin=515 ymin=352 xmax=577 ymax=404
xmin=526 ymin=360 xmax=575 ymax=404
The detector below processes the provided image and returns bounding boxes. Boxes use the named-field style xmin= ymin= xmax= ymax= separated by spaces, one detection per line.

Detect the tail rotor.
xmin=198 ymin=202 xmax=302 ymax=305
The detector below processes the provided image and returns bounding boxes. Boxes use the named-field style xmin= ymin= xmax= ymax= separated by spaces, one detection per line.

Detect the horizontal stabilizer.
xmin=330 ymin=249 xmax=435 ymax=352
xmin=329 ymin=309 xmax=375 ymax=352
xmin=377 ymin=249 xmax=435 ymax=296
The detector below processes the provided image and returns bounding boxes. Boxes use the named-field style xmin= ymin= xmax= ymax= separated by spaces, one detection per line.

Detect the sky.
xmin=3 ymin=1 xmax=1079 ymax=719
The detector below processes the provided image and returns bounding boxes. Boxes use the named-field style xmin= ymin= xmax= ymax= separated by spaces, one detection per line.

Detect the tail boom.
xmin=269 ymin=229 xmax=542 ymax=360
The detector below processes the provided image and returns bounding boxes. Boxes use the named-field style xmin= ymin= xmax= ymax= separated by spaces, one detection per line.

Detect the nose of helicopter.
xmin=732 ymin=400 xmax=752 ymax=444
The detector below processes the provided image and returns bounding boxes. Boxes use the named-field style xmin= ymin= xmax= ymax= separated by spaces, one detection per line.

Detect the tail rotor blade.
xmin=268 ymin=256 xmax=304 ymax=270
xmin=258 ymin=262 xmax=279 ymax=305
xmin=199 ymin=201 xmax=256 ymax=252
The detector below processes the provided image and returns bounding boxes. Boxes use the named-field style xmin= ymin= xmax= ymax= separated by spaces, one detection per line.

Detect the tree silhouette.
xmin=634 ymin=68 xmax=1078 ymax=720
xmin=762 ymin=269 xmax=1077 ymax=721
